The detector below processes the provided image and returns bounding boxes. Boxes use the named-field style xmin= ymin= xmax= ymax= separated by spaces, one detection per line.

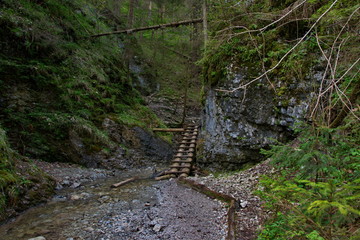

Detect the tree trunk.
xmin=202 ymin=0 xmax=208 ymax=44
xmin=128 ymin=0 xmax=135 ymax=28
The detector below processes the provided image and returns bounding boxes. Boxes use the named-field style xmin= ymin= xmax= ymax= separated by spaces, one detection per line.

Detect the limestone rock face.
xmin=200 ymin=67 xmax=321 ymax=170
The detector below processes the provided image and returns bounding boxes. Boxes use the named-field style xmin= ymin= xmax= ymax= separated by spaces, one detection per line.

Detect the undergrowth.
xmin=0 ymin=0 xmax=166 ymax=162
xmin=257 ymin=118 xmax=360 ymax=240
xmin=200 ymin=1 xmax=360 ymax=239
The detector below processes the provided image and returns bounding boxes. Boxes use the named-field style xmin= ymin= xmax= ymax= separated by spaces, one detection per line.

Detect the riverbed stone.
xmin=28 ymin=237 xmax=46 ymax=240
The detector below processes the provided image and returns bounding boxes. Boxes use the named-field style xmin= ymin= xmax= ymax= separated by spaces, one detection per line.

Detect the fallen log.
xmin=111 ymin=177 xmax=137 ymax=188
xmin=91 ymin=18 xmax=203 ymax=38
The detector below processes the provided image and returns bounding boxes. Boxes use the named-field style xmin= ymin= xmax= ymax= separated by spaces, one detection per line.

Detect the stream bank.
xmin=0 ymin=162 xmax=228 ymax=240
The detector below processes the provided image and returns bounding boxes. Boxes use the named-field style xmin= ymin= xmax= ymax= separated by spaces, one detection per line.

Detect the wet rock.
xmin=70 ymin=182 xmax=81 ymax=188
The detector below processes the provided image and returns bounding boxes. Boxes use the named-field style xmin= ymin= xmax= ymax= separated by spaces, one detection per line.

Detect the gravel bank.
xmin=1 ymin=163 xmax=228 ymax=240
xmin=189 ymin=160 xmax=274 ymax=240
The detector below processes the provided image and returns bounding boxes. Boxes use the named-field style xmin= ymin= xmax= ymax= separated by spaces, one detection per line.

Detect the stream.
xmin=0 ymin=167 xmax=227 ymax=240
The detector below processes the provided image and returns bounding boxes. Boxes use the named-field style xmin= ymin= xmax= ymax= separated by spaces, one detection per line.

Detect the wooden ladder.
xmin=155 ymin=125 xmax=198 ymax=180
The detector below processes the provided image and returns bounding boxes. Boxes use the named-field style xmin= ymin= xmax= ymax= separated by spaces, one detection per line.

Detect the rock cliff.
xmin=199 ymin=66 xmax=322 ymax=170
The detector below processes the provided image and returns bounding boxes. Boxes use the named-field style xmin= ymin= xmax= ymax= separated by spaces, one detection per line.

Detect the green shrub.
xmin=257 ymin=124 xmax=360 ymax=240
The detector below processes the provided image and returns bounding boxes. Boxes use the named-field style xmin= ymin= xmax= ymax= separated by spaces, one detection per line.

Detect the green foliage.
xmin=0 ymin=0 xmax=170 ymax=162
xmin=261 ymin=125 xmax=360 ymax=181
xmin=257 ymin=123 xmax=360 ymax=240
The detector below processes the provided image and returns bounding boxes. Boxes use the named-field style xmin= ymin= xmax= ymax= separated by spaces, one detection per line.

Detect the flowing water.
xmin=0 ymin=168 xmax=158 ymax=240
xmin=0 ymin=167 xmax=227 ymax=240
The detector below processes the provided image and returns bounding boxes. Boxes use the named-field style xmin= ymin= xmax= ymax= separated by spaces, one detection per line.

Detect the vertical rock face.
xmin=200 ymin=67 xmax=320 ymax=170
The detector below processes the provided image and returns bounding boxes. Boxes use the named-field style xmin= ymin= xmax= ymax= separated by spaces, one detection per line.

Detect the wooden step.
xmin=179 ymin=139 xmax=196 ymax=144
xmin=182 ymin=133 xmax=198 ymax=137
xmin=179 ymin=140 xmax=196 ymax=144
xmin=177 ymin=148 xmax=194 ymax=152
xmin=169 ymin=165 xmax=191 ymax=169
xmin=175 ymin=151 xmax=194 ymax=154
xmin=165 ymin=169 xmax=191 ymax=175
xmin=173 ymin=155 xmax=193 ymax=159
xmin=172 ymin=159 xmax=192 ymax=163
xmin=179 ymin=173 xmax=188 ymax=178
xmin=185 ymin=129 xmax=198 ymax=132
xmin=182 ymin=136 xmax=197 ymax=140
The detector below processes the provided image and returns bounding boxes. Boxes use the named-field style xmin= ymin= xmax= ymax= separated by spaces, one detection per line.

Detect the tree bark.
xmin=128 ymin=0 xmax=135 ymax=28
xmin=91 ymin=18 xmax=203 ymax=37
xmin=203 ymin=0 xmax=208 ymax=44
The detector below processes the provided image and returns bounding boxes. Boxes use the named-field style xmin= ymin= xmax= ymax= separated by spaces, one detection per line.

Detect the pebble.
xmin=153 ymin=224 xmax=163 ymax=232
xmin=84 ymin=227 xmax=94 ymax=232
xmin=70 ymin=194 xmax=81 ymax=200
xmin=28 ymin=237 xmax=46 ymax=240
xmin=240 ymin=201 xmax=248 ymax=208
xmin=71 ymin=182 xmax=81 ymax=188
xmin=62 ymin=180 xmax=70 ymax=186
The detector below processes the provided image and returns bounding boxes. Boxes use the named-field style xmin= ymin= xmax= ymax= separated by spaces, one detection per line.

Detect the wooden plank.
xmin=227 ymin=200 xmax=236 ymax=240
xmin=169 ymin=165 xmax=191 ymax=169
xmin=153 ymin=128 xmax=185 ymax=132
xmin=173 ymin=155 xmax=193 ymax=159
xmin=182 ymin=136 xmax=197 ymax=140
xmin=176 ymin=150 xmax=194 ymax=154
xmin=164 ymin=169 xmax=190 ymax=175
xmin=111 ymin=177 xmax=137 ymax=188
xmin=172 ymin=160 xmax=192 ymax=163
xmin=182 ymin=133 xmax=198 ymax=137
xmin=179 ymin=173 xmax=188 ymax=178
xmin=155 ymin=174 xmax=176 ymax=181
xmin=178 ymin=147 xmax=195 ymax=152
xmin=179 ymin=140 xmax=196 ymax=144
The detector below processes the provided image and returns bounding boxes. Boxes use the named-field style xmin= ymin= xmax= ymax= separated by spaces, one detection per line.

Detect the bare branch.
xmin=216 ymin=0 xmax=308 ymax=37
xmin=216 ymin=0 xmax=340 ymax=93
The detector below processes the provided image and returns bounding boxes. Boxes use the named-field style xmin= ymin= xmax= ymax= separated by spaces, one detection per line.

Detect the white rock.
xmin=70 ymin=194 xmax=81 ymax=200
xmin=28 ymin=237 xmax=46 ymax=240
xmin=240 ymin=200 xmax=248 ymax=208
xmin=71 ymin=182 xmax=81 ymax=188
xmin=84 ymin=227 xmax=94 ymax=232
xmin=153 ymin=224 xmax=163 ymax=232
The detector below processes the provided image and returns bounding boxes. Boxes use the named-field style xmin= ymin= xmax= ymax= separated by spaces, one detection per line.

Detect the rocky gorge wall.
xmin=199 ymin=66 xmax=322 ymax=170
